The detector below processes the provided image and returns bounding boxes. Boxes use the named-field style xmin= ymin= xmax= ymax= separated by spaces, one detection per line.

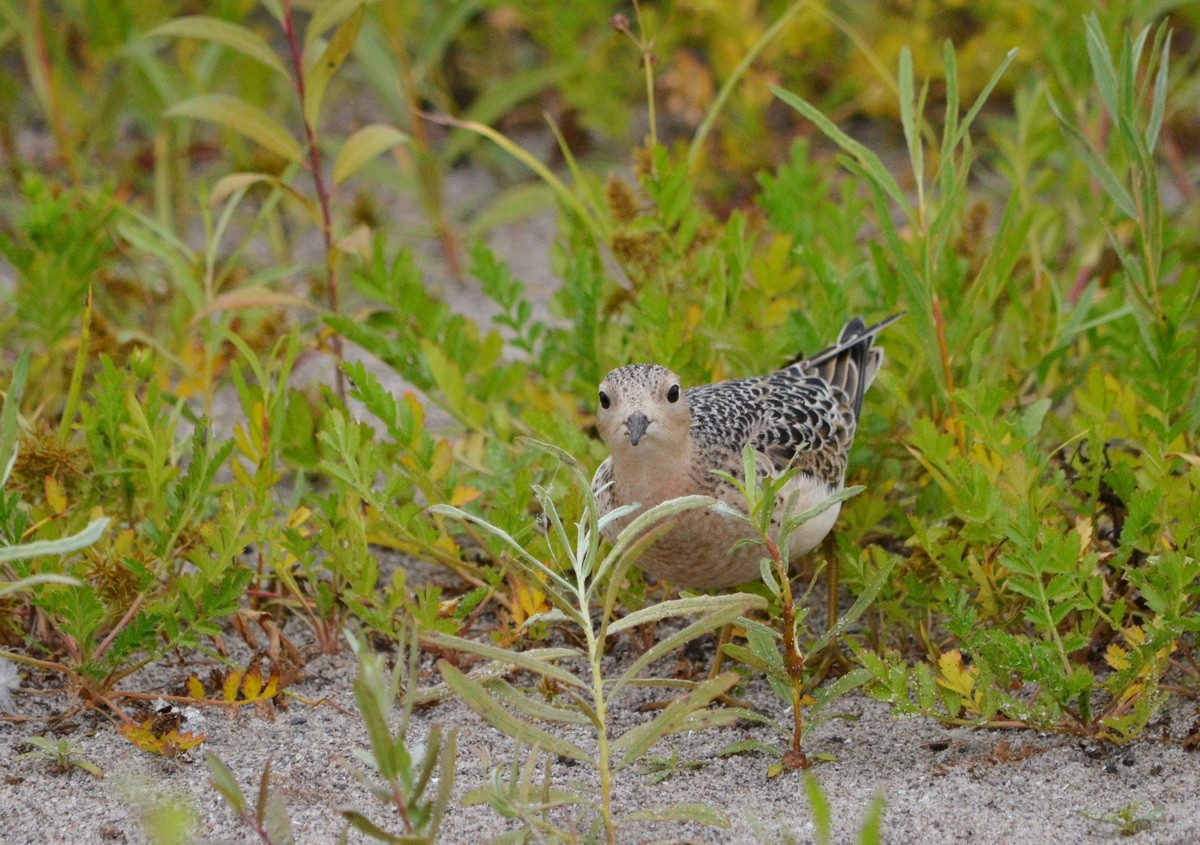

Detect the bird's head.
xmin=596 ymin=364 xmax=691 ymax=456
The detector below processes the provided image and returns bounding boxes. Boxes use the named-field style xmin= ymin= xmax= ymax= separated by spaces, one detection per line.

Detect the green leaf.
xmin=339 ymin=810 xmax=418 ymax=843
xmin=1145 ymin=30 xmax=1171 ymax=153
xmin=146 ymin=16 xmax=289 ymax=77
xmin=771 ymin=85 xmax=911 ymax=221
xmin=437 ymin=661 xmax=590 ymax=763
xmin=805 ymin=557 xmax=895 ymax=659
xmin=0 ymin=349 xmax=29 ymax=486
xmin=622 ymin=802 xmax=731 ymax=828
xmin=805 ymin=773 xmax=832 ymax=845
xmin=607 ymin=594 xmax=762 ymax=636
xmin=611 ymin=672 xmax=739 ymax=770
xmin=209 ymin=172 xmax=320 ymax=223
xmin=421 ymin=632 xmax=588 ymax=691
xmin=305 ymin=0 xmax=369 ymax=47
xmin=0 ymin=516 xmax=110 ymax=563
xmin=1084 ymin=14 xmax=1120 ymax=125
xmin=1046 ymin=93 xmax=1137 ymax=219
xmin=332 ymin=124 xmax=409 ymax=185
xmin=722 ymin=643 xmax=789 ymax=683
xmin=303 ymin=6 xmax=365 ymax=126
xmin=207 ymin=754 xmax=248 ymax=815
xmin=166 ymin=94 xmax=303 ymax=163
xmin=609 ymin=595 xmax=765 ymax=700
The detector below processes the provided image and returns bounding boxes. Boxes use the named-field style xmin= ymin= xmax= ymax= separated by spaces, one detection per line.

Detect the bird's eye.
xmin=599 ymin=390 xmax=611 ymax=409
xmin=667 ymin=384 xmax=680 ymax=403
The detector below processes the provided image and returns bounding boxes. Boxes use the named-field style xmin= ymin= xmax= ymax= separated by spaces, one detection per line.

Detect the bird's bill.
xmin=626 ymin=411 xmax=650 ymax=446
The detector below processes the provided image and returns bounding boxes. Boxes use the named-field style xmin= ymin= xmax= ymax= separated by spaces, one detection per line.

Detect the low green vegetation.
xmin=1 ymin=1 xmax=1197 ymax=842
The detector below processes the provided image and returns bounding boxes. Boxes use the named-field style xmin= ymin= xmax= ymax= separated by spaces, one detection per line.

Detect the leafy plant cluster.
xmin=1 ymin=1 xmax=1199 ymax=842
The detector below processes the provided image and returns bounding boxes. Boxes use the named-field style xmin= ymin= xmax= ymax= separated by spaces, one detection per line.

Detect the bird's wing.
xmin=591 ymin=457 xmax=615 ymax=514
xmin=686 ymin=371 xmax=855 ymax=489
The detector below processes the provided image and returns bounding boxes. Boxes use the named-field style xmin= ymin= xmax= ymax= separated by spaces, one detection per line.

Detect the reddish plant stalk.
xmin=280 ymin=0 xmax=346 ymax=399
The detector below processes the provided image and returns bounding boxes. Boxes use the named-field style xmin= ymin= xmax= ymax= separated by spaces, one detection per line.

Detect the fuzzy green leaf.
xmin=166 ymin=94 xmax=303 ymax=163
xmin=207 ymin=754 xmax=248 ymax=816
xmin=438 ymin=661 xmax=590 ymax=763
xmin=421 ymin=632 xmax=587 ymax=691
xmin=622 ymin=802 xmax=731 ymax=828
xmin=0 ymin=516 xmax=110 ymax=563
xmin=332 ymin=124 xmax=409 ymax=185
xmin=146 ymin=16 xmax=289 ymax=77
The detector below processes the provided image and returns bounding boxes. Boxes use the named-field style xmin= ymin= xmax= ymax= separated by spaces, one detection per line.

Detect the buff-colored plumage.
xmin=590 ymin=315 xmax=900 ymax=589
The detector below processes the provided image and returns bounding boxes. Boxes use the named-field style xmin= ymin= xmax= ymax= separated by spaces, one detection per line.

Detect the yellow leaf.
xmin=402 ymin=392 xmax=426 ymax=432
xmin=44 ymin=476 xmax=68 ymax=515
xmin=241 ymin=667 xmax=264 ymax=700
xmin=186 ymin=675 xmax=206 ymax=700
xmin=223 ymin=670 xmax=244 ymax=702
xmin=1124 ymin=626 xmax=1146 ymax=647
xmin=513 ymin=583 xmax=548 ymax=625
xmin=287 ymin=506 xmax=312 ymax=529
xmin=230 ymin=458 xmax=254 ymax=489
xmin=1075 ymin=516 xmax=1094 ymax=558
xmin=449 ymin=485 xmax=481 ymax=507
xmin=1105 ymin=643 xmax=1130 ymax=671
xmin=428 ymin=440 xmax=454 ymax=482
xmin=684 ymin=303 xmax=703 ymax=332
xmin=936 ymin=650 xmax=975 ymax=698
xmin=434 ymin=534 xmax=459 ymax=556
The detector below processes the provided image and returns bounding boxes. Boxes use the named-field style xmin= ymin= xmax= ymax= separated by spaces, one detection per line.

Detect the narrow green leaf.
xmin=607 ymin=594 xmax=761 ymax=636
xmin=166 ymin=94 xmax=303 ymax=163
xmin=1046 ymin=93 xmax=1138 ymax=218
xmin=210 ymin=172 xmax=320 ymax=223
xmin=0 ymin=349 xmax=29 ymax=486
xmin=771 ymin=85 xmax=911 ymax=221
xmin=255 ymin=758 xmax=272 ymax=828
xmin=806 ymin=557 xmax=895 ymax=658
xmin=421 ymin=632 xmax=588 ymax=691
xmin=0 ymin=517 xmax=110 ymax=563
xmin=429 ymin=728 xmax=457 ymax=840
xmin=438 ymin=661 xmax=590 ymax=763
xmin=612 ymin=672 xmax=739 ymax=770
xmin=857 ymin=793 xmax=887 ymax=845
xmin=332 ymin=124 xmax=409 ymax=185
xmin=609 ymin=598 xmax=764 ymax=700
xmin=1146 ymin=30 xmax=1171 ymax=153
xmin=950 ymin=48 xmax=1017 ymax=152
xmin=897 ymin=46 xmax=923 ymax=213
xmin=1084 ymin=14 xmax=1120 ymax=124
xmin=596 ymin=494 xmax=716 ymax=585
xmin=303 ymin=6 xmax=365 ymax=126
xmin=688 ymin=0 xmax=807 ymax=169
xmin=338 ymin=810 xmax=415 ymax=843
xmin=488 ymin=678 xmax=595 ymax=726
xmin=622 ymin=802 xmax=731 ymax=828
xmin=305 ymin=0 xmax=368 ymax=47
xmin=207 ymin=754 xmax=248 ymax=815
xmin=721 ymin=643 xmax=789 ymax=683
xmin=146 ymin=16 xmax=289 ymax=77
xmin=0 ymin=574 xmax=84 ymax=598
xmin=805 ymin=773 xmax=832 ymax=845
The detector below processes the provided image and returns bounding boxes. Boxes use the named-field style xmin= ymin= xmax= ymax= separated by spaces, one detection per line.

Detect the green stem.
xmin=586 ymin=619 xmax=617 ymax=843
xmin=770 ymin=537 xmax=809 ymax=769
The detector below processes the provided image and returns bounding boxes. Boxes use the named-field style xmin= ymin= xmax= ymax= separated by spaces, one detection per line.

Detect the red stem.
xmin=280 ymin=0 xmax=346 ymax=400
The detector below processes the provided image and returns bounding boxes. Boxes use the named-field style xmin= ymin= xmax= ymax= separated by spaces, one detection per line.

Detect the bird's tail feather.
xmin=790 ymin=312 xmax=904 ymax=416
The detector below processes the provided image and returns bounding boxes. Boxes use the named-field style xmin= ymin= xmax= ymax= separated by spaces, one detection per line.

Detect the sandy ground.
xmin=4 ymin=633 xmax=1200 ymax=844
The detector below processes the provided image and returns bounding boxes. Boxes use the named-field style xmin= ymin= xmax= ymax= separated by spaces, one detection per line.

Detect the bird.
xmin=590 ymin=314 xmax=902 ymax=589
